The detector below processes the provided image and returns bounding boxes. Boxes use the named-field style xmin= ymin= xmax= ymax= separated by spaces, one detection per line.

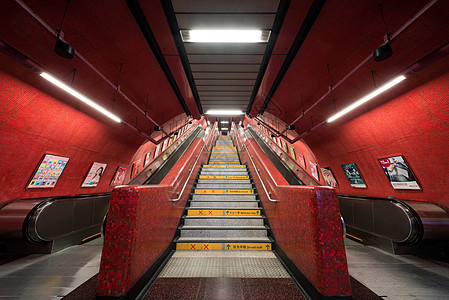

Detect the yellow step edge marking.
xmin=194 ymin=189 xmax=254 ymax=194
xmin=210 ymin=156 xmax=239 ymax=158
xmin=203 ymin=165 xmax=246 ymax=168
xmin=176 ymin=243 xmax=271 ymax=251
xmin=188 ymin=209 xmax=260 ymax=216
xmin=212 ymin=152 xmax=237 ymax=153
xmin=199 ymin=175 xmax=249 ymax=179
xmin=209 ymin=161 xmax=240 ymax=164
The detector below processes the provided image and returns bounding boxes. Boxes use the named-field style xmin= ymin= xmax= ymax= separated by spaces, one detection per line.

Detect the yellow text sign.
xmin=203 ymin=165 xmax=245 ymax=168
xmin=199 ymin=175 xmax=249 ymax=179
xmin=187 ymin=209 xmax=260 ymax=216
xmin=176 ymin=242 xmax=271 ymax=251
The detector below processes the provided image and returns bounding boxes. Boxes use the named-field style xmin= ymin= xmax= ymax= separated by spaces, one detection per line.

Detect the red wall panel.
xmin=0 ymin=70 xmax=143 ymax=203
xmin=305 ymin=70 xmax=449 ymax=204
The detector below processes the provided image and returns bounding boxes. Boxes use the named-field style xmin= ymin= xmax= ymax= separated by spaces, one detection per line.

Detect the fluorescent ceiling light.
xmin=181 ymin=30 xmax=270 ymax=43
xmin=327 ymin=75 xmax=406 ymax=123
xmin=206 ymin=110 xmax=244 ymax=116
xmin=221 ymin=121 xmax=229 ymax=123
xmin=40 ymin=72 xmax=121 ymax=123
xmin=221 ymin=128 xmax=229 ymax=131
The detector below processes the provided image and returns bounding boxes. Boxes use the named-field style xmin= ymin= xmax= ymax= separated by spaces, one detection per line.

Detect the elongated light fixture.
xmin=40 ymin=72 xmax=121 ymax=123
xmin=327 ymin=75 xmax=406 ymax=123
xmin=221 ymin=128 xmax=229 ymax=131
xmin=206 ymin=110 xmax=244 ymax=116
xmin=181 ymin=30 xmax=270 ymax=43
xmin=221 ymin=121 xmax=229 ymax=123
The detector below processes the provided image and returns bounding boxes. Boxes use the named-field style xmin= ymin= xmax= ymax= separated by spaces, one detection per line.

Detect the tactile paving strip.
xmin=158 ymin=251 xmax=290 ymax=278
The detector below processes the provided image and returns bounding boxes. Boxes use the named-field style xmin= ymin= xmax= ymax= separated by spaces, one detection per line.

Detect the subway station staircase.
xmin=145 ymin=136 xmax=305 ymax=299
xmin=175 ymin=136 xmax=272 ymax=251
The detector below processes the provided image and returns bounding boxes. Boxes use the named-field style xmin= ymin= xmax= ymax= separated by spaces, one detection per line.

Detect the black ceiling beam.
xmin=160 ymin=0 xmax=203 ymax=115
xmin=258 ymin=0 xmax=327 ymax=115
xmin=125 ymin=0 xmax=191 ymax=116
xmin=245 ymin=0 xmax=291 ymax=115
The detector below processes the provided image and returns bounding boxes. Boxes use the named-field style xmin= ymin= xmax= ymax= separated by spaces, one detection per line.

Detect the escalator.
xmin=143 ymin=136 xmax=306 ymax=299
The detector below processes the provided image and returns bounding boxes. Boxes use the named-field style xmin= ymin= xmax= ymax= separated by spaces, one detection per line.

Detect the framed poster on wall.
xmin=310 ymin=161 xmax=319 ymax=180
xmin=144 ymin=152 xmax=152 ymax=167
xmin=320 ymin=167 xmax=339 ymax=187
xmin=281 ymin=140 xmax=288 ymax=153
xmin=297 ymin=154 xmax=306 ymax=169
xmin=110 ymin=166 xmax=127 ymax=186
xmin=378 ymin=155 xmax=421 ymax=190
xmin=27 ymin=154 xmax=69 ymax=188
xmin=82 ymin=162 xmax=107 ymax=187
xmin=288 ymin=146 xmax=296 ymax=160
xmin=131 ymin=159 xmax=140 ymax=178
xmin=341 ymin=162 xmax=366 ymax=188
xmin=154 ymin=144 xmax=161 ymax=158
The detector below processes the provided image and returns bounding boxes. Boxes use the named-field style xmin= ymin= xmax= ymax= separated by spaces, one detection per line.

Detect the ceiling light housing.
xmin=181 ymin=30 xmax=270 ymax=43
xmin=206 ymin=110 xmax=244 ymax=116
xmin=327 ymin=75 xmax=406 ymax=123
xmin=40 ymin=72 xmax=121 ymax=123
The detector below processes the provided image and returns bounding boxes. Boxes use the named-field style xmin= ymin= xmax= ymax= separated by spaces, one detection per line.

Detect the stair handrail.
xmin=172 ymin=144 xmax=205 ymax=202
xmin=244 ymin=144 xmax=277 ymax=203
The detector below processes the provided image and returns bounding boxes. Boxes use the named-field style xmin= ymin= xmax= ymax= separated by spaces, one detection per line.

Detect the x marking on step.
xmin=209 ymin=211 xmax=213 ymax=215
xmin=199 ymin=210 xmax=203 ymax=215
xmin=204 ymin=244 xmax=209 ymax=250
xmin=190 ymin=244 xmax=196 ymax=250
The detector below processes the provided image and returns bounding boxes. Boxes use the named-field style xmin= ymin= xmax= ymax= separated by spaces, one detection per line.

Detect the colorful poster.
xmin=110 ymin=166 xmax=127 ymax=186
xmin=173 ymin=133 xmax=178 ymax=142
xmin=144 ymin=152 xmax=152 ymax=167
xmin=161 ymin=138 xmax=168 ymax=152
xmin=281 ymin=140 xmax=288 ymax=153
xmin=82 ymin=162 xmax=107 ymax=187
xmin=28 ymin=154 xmax=69 ymax=188
xmin=341 ymin=162 xmax=366 ymax=188
xmin=289 ymin=146 xmax=296 ymax=160
xmin=131 ymin=159 xmax=140 ymax=178
xmin=378 ymin=155 xmax=421 ymax=190
xmin=168 ymin=137 xmax=173 ymax=147
xmin=154 ymin=144 xmax=161 ymax=158
xmin=297 ymin=154 xmax=306 ymax=169
xmin=310 ymin=161 xmax=319 ymax=180
xmin=321 ymin=167 xmax=339 ymax=187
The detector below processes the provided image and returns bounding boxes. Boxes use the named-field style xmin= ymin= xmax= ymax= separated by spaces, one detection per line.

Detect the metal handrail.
xmin=244 ymin=144 xmax=277 ymax=203
xmin=172 ymin=144 xmax=205 ymax=202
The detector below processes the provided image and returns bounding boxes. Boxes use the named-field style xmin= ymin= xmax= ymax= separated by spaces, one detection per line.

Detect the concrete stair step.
xmin=192 ymin=194 xmax=256 ymax=201
xmin=179 ymin=227 xmax=268 ymax=238
xmin=197 ymin=179 xmax=251 ymax=184
xmin=190 ymin=201 xmax=259 ymax=208
xmin=175 ymin=236 xmax=272 ymax=243
xmin=183 ymin=216 xmax=264 ymax=226
xmin=196 ymin=183 xmax=253 ymax=189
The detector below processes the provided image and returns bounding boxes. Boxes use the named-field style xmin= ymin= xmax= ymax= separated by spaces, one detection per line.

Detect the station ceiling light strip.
xmin=181 ymin=30 xmax=271 ymax=43
xmin=206 ymin=110 xmax=244 ymax=116
xmin=327 ymin=75 xmax=406 ymax=123
xmin=40 ymin=72 xmax=122 ymax=123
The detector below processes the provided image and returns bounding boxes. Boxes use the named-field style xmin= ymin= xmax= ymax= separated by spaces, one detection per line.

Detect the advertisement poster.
xmin=154 ymin=144 xmax=161 ymax=158
xmin=168 ymin=137 xmax=173 ymax=147
xmin=131 ymin=159 xmax=140 ymax=178
xmin=310 ymin=161 xmax=319 ymax=180
xmin=144 ymin=152 xmax=152 ymax=167
xmin=276 ymin=137 xmax=282 ymax=148
xmin=341 ymin=162 xmax=366 ymax=188
xmin=281 ymin=140 xmax=288 ymax=153
xmin=321 ymin=167 xmax=339 ymax=187
xmin=161 ymin=138 xmax=168 ymax=152
xmin=110 ymin=166 xmax=127 ymax=186
xmin=289 ymin=146 xmax=296 ymax=160
xmin=378 ymin=155 xmax=421 ymax=190
xmin=297 ymin=154 xmax=306 ymax=169
xmin=82 ymin=162 xmax=107 ymax=187
xmin=28 ymin=154 xmax=69 ymax=188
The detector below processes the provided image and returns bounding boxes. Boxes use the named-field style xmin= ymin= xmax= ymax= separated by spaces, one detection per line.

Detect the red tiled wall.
xmin=305 ymin=69 xmax=449 ymax=204
xmin=97 ymin=138 xmax=208 ymax=297
xmin=0 ymin=70 xmax=142 ymax=203
xmin=241 ymin=139 xmax=351 ymax=297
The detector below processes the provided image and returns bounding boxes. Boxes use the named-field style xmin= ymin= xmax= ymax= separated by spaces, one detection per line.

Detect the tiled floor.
xmin=0 ymin=238 xmax=103 ymax=299
xmin=345 ymin=238 xmax=449 ymax=300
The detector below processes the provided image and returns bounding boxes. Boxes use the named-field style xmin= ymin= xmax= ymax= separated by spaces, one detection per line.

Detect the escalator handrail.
xmin=244 ymin=144 xmax=277 ymax=203
xmin=172 ymin=143 xmax=205 ymax=202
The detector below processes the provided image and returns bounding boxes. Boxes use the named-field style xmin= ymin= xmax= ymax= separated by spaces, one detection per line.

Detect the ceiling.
xmin=0 ymin=0 xmax=448 ymax=139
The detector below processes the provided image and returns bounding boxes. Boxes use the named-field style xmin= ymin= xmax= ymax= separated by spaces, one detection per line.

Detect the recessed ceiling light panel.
xmin=181 ymin=30 xmax=270 ymax=43
xmin=206 ymin=110 xmax=244 ymax=116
